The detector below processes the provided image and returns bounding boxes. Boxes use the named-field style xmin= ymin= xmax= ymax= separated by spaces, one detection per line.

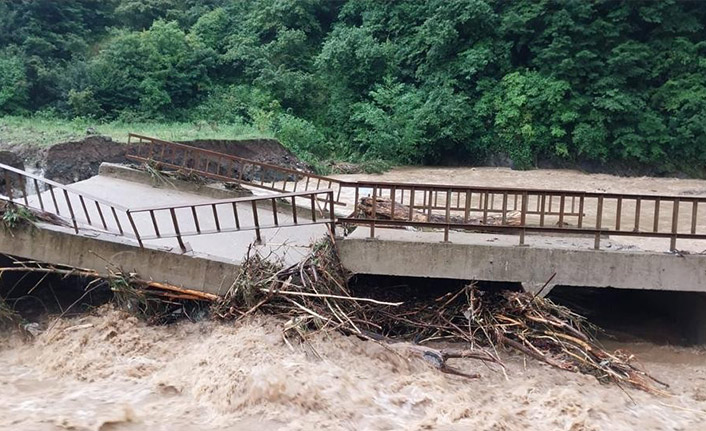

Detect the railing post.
xmin=33 ymin=178 xmax=44 ymax=210
xmin=328 ymin=191 xmax=336 ymax=235
xmin=370 ymin=186 xmax=377 ymax=239
xmin=634 ymin=197 xmax=641 ymax=232
xmin=519 ymin=192 xmax=528 ymax=246
xmin=671 ymin=198 xmax=680 ymax=251
xmin=464 ymin=190 xmax=471 ymax=223
xmin=95 ymin=202 xmax=107 ymax=229
xmin=595 ymin=196 xmax=604 ymax=250
xmin=501 ymin=192 xmax=508 ymax=225
xmin=63 ymin=190 xmax=79 ymax=233
xmin=443 ymin=188 xmax=451 ymax=242
xmin=212 ymin=203 xmax=221 ymax=231
xmin=169 ymin=207 xmax=186 ymax=251
xmin=251 ymin=200 xmax=262 ymax=244
xmin=126 ymin=210 xmax=143 ymax=248
xmin=290 ymin=197 xmax=298 ymax=224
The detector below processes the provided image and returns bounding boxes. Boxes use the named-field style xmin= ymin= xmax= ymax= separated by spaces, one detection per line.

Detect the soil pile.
xmin=0 ymin=150 xmax=23 ymax=171
xmin=180 ymin=138 xmax=309 ymax=172
xmin=44 ymin=136 xmax=133 ymax=184
xmin=2 ymin=135 xmax=307 ymax=184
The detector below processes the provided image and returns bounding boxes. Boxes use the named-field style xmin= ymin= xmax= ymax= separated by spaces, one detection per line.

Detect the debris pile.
xmin=211 ymin=237 xmax=667 ymax=394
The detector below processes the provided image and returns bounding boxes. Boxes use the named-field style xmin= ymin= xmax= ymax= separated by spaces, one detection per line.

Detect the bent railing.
xmin=126 ymin=189 xmax=335 ymax=250
xmin=126 ymin=133 xmax=346 ymax=206
xmin=1 ymin=162 xmax=335 ymax=251
xmin=1 ymin=162 xmax=132 ymax=236
xmin=5 ymin=158 xmax=706 ymax=253
xmin=337 ymin=181 xmax=706 ymax=251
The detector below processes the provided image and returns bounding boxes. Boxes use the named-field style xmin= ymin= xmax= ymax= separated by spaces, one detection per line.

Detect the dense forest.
xmin=1 ymin=0 xmax=705 ymax=175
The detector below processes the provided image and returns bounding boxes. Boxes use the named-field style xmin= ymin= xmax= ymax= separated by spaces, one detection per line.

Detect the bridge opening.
xmin=0 ymin=254 xmax=111 ymax=321
xmin=0 ymin=254 xmax=208 ymax=325
xmin=348 ymin=274 xmax=522 ymax=304
xmin=348 ymin=274 xmax=706 ymax=346
xmin=548 ymin=286 xmax=706 ymax=346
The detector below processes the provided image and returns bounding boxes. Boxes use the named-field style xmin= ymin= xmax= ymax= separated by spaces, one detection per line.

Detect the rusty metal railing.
xmin=337 ymin=181 xmax=706 ymax=251
xmin=126 ymin=189 xmax=335 ymax=250
xmin=1 ymin=162 xmax=334 ymax=251
xmin=126 ymin=133 xmax=346 ymax=206
xmin=1 ymin=162 xmax=132 ymax=236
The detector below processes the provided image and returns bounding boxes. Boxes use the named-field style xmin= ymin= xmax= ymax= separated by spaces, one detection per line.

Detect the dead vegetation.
xmin=0 ymin=255 xmax=216 ymax=326
xmin=1 ymin=201 xmax=68 ymax=231
xmin=138 ymin=160 xmax=208 ymax=187
xmin=211 ymin=236 xmax=667 ymax=394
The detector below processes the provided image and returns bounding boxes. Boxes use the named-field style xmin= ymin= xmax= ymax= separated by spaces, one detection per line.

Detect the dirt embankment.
xmin=1 ymin=135 xmax=307 ymax=184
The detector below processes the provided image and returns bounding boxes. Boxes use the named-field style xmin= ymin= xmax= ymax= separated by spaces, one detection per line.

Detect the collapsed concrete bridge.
xmin=2 ymin=134 xmax=706 ymax=334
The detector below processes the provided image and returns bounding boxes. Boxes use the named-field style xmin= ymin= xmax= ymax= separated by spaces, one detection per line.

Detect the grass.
xmin=0 ymin=115 xmax=273 ymax=148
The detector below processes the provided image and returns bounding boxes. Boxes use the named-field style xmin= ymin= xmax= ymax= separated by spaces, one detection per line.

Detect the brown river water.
xmin=1 ymin=308 xmax=705 ymax=431
xmin=2 ymin=167 xmax=706 ymax=430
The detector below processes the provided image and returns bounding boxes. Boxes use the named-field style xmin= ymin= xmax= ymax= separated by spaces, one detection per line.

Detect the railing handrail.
xmin=337 ymin=217 xmax=706 ymax=240
xmin=0 ymin=162 xmax=130 ymax=211
xmin=128 ymin=188 xmax=335 ymax=213
xmin=128 ymin=133 xmax=341 ymax=186
xmin=337 ymin=180 xmax=706 ymax=203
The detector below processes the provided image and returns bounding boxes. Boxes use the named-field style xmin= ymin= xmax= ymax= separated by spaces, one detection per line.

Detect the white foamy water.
xmin=1 ymin=307 xmax=705 ymax=431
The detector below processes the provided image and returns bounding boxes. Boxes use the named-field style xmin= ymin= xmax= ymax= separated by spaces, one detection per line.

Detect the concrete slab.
xmin=338 ymin=227 xmax=706 ymax=292
xmin=0 ymin=223 xmax=239 ymax=295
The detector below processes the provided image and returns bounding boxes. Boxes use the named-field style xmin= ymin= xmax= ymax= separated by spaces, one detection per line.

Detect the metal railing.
xmin=126 ymin=133 xmax=346 ymax=206
xmin=5 ymin=156 xmax=706 ymax=253
xmin=126 ymin=189 xmax=335 ymax=250
xmin=337 ymin=181 xmax=706 ymax=251
xmin=1 ymin=162 xmax=132 ymax=236
xmin=1 ymin=163 xmax=334 ymax=251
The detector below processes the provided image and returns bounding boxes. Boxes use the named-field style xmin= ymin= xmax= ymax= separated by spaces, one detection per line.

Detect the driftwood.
xmin=0 ymin=262 xmax=217 ymax=302
xmin=210 ymin=238 xmax=668 ymax=394
xmin=358 ymin=197 xmax=521 ymax=226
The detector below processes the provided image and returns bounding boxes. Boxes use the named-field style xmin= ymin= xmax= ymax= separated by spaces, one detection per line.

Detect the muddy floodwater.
xmin=1 ymin=308 xmax=705 ymax=431
xmin=2 ymin=167 xmax=706 ymax=430
xmin=332 ymin=166 xmax=706 ymax=196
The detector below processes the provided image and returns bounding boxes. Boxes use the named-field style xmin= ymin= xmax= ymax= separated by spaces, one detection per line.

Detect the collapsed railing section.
xmin=126 ymin=189 xmax=336 ymax=250
xmin=1 ymin=162 xmax=132 ymax=237
xmin=126 ymin=133 xmax=346 ymax=206
xmin=337 ymin=181 xmax=706 ymax=251
xmin=1 ymin=162 xmax=335 ymax=251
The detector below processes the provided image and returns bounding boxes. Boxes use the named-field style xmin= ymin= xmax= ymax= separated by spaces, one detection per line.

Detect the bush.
xmin=0 ymin=51 xmax=28 ymax=114
xmin=273 ymin=113 xmax=333 ymax=157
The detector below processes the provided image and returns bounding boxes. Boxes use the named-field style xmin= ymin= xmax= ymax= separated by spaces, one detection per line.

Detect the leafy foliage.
xmin=1 ymin=0 xmax=705 ymax=175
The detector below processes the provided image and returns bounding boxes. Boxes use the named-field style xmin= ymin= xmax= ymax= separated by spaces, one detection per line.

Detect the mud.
xmin=1 ymin=308 xmax=704 ymax=431
xmin=43 ymin=136 xmax=135 ymax=184
xmin=1 ymin=135 xmax=307 ymax=185
xmin=0 ymin=150 xmax=23 ymax=171
xmin=182 ymin=139 xmax=309 ymax=172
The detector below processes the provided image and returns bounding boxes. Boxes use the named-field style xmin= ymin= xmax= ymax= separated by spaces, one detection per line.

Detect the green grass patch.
xmin=0 ymin=115 xmax=273 ymax=148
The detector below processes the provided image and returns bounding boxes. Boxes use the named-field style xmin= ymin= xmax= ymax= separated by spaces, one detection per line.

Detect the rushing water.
xmin=1 ymin=308 xmax=705 ymax=431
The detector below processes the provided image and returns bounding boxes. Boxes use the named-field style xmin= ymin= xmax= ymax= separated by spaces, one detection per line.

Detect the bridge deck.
xmin=28 ymin=174 xmax=327 ymax=265
xmin=338 ymin=227 xmax=706 ymax=293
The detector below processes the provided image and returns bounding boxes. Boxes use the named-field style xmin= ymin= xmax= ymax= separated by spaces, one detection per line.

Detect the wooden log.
xmin=358 ymin=197 xmax=520 ymax=226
